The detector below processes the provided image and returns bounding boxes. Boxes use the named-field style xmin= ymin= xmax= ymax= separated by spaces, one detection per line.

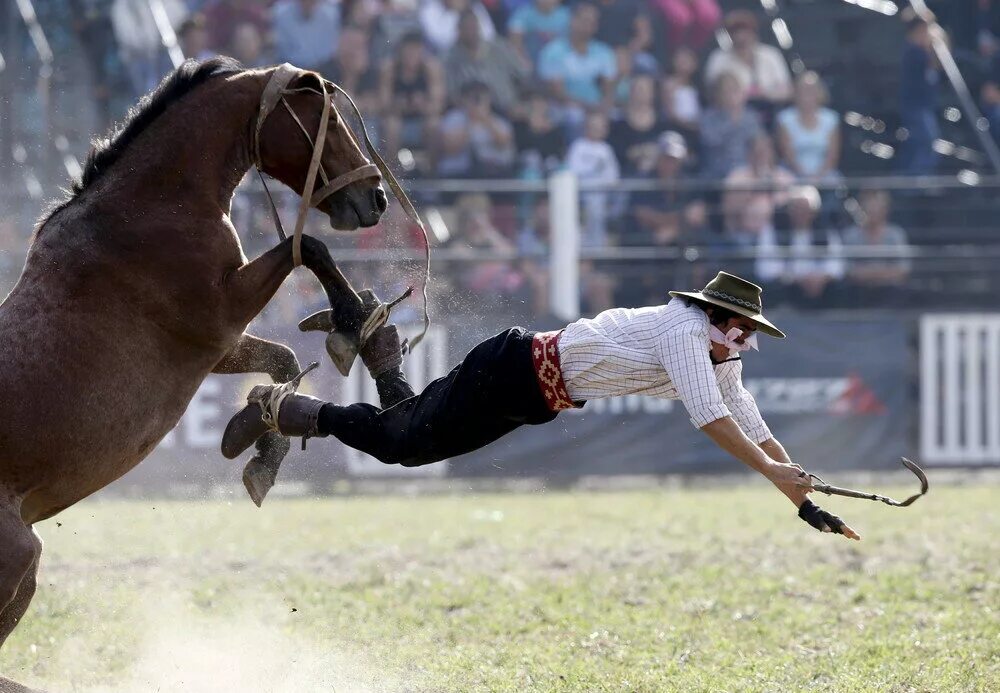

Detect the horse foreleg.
xmin=213 ymin=334 xmax=302 ymax=507
xmin=223 ymin=235 xmax=364 ymax=338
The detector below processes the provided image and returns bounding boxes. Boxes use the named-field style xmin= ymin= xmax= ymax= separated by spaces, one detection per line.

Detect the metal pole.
xmin=148 ymin=0 xmax=185 ymax=68
xmin=909 ymin=0 xmax=1000 ymax=174
xmin=548 ymin=170 xmax=580 ymax=321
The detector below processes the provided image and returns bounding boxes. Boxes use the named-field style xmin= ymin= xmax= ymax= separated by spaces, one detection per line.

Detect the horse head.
xmin=253 ymin=64 xmax=388 ymax=231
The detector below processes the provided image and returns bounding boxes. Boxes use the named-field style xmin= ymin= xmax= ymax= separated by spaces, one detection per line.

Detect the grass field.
xmin=3 ymin=481 xmax=998 ymax=692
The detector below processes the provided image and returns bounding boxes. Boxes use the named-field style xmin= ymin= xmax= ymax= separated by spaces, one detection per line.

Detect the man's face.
xmin=572 ymin=6 xmax=598 ymax=39
xmin=719 ymin=315 xmax=758 ymax=345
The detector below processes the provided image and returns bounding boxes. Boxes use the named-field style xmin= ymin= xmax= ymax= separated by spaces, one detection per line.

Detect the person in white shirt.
xmin=704 ymin=10 xmax=792 ymax=105
xmin=223 ymin=272 xmax=859 ymax=539
xmin=566 ymin=111 xmax=621 ymax=247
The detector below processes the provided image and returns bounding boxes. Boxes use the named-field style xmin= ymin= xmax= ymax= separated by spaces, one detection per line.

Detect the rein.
xmin=252 ymin=63 xmax=432 ymax=349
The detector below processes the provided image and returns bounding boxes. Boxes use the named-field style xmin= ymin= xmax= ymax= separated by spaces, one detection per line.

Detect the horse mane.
xmin=74 ymin=56 xmax=244 ymax=195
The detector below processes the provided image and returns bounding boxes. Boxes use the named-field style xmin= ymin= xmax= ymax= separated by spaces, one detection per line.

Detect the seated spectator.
xmin=420 ymin=0 xmax=496 ymax=55
xmin=628 ymin=131 xmax=708 ymax=247
xmin=272 ymin=0 xmax=341 ymax=71
xmin=446 ymin=193 xmax=529 ymax=303
xmin=379 ymin=31 xmax=446 ymax=158
xmin=203 ymin=0 xmax=269 ymax=54
xmin=661 ymin=46 xmax=702 ymax=137
xmin=609 ymin=74 xmax=668 ymax=177
xmin=705 ymin=10 xmax=792 ymax=108
xmin=445 ymin=9 xmax=530 ymax=116
xmin=178 ymin=14 xmax=214 ymax=61
xmin=898 ymin=8 xmax=941 ymax=176
xmin=514 ymin=89 xmax=568 ymax=173
xmin=538 ymin=2 xmax=617 ymax=128
xmin=776 ymin=71 xmax=842 ymax=184
xmin=372 ymin=0 xmax=423 ymax=62
xmin=724 ymin=133 xmax=795 ymax=224
xmin=228 ymin=21 xmax=270 ymax=68
xmin=437 ymin=81 xmax=517 ymax=178
xmin=934 ymin=0 xmax=1000 ymax=67
xmin=342 ymin=0 xmax=381 ymax=36
xmin=594 ymin=0 xmax=662 ymax=75
xmin=651 ymin=0 xmax=721 ymax=51
xmin=842 ymin=189 xmax=912 ymax=291
xmin=756 ymin=185 xmax=845 ymax=305
xmin=700 ymin=72 xmax=762 ymax=181
xmin=566 ymin=110 xmax=620 ymax=247
xmin=507 ymin=0 xmax=571 ymax=63
xmin=711 ymin=195 xmax=772 ymax=281
xmin=318 ymin=26 xmax=381 ymax=114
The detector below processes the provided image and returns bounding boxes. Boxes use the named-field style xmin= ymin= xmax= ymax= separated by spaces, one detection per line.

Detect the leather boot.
xmin=221 ymin=365 xmax=328 ymax=459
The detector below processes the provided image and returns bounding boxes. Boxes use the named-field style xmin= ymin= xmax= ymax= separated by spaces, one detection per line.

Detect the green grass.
xmin=3 ymin=483 xmax=998 ymax=692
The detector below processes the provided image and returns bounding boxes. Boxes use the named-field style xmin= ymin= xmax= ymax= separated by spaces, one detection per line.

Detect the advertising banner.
xmin=130 ymin=314 xmax=913 ymax=489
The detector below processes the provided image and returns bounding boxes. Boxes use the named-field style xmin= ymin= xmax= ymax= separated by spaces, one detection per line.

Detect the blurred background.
xmin=2 ymin=0 xmax=999 ymax=490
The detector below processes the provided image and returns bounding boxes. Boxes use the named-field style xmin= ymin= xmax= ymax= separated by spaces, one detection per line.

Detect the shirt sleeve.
xmin=654 ymin=320 xmax=732 ymax=429
xmin=717 ymin=360 xmax=772 ymax=444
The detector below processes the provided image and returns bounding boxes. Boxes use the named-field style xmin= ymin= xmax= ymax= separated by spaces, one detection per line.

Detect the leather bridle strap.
xmin=326 ymin=81 xmax=432 ymax=349
xmin=253 ymin=64 xmax=432 ymax=348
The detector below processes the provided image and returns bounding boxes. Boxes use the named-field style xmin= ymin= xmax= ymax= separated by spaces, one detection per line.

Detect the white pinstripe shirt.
xmin=557 ymin=298 xmax=772 ymax=443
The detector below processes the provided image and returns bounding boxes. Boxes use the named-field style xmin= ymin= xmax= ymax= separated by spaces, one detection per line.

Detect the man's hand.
xmin=798 ymin=500 xmax=862 ymax=541
xmin=762 ymin=459 xmax=813 ymax=507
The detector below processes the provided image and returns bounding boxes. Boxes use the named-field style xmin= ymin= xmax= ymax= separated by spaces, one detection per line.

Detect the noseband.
xmin=252 ymin=63 xmax=431 ymax=348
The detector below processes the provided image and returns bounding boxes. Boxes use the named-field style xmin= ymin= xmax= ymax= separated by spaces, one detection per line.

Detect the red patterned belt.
xmin=531 ymin=330 xmax=581 ymax=412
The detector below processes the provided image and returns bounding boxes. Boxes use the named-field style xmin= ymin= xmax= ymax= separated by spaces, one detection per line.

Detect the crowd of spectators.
xmin=8 ymin=0 xmax=958 ymax=319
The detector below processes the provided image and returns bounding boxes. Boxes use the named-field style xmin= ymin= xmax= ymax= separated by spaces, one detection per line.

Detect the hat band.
xmin=702 ymin=288 xmax=761 ymax=313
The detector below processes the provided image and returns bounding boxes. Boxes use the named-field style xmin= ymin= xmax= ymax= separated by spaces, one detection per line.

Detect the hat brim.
xmin=669 ymin=291 xmax=785 ymax=338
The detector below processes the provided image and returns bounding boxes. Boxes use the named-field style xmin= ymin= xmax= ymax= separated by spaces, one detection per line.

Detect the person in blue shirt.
xmin=538 ymin=2 xmax=617 ymax=116
xmin=272 ymin=0 xmax=341 ymax=71
xmin=508 ymin=0 xmax=571 ymax=63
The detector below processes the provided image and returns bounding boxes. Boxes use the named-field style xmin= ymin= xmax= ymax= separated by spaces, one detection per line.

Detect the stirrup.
xmin=250 ymin=361 xmax=319 ymax=431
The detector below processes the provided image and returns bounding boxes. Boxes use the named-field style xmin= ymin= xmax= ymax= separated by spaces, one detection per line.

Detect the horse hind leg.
xmin=0 ymin=504 xmax=44 ymax=693
xmin=0 ymin=529 xmax=41 ymax=645
xmin=0 ymin=554 xmax=44 ymax=693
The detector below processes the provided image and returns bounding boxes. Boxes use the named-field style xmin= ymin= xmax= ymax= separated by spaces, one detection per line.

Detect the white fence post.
xmin=920 ymin=314 xmax=1000 ymax=465
xmin=548 ymin=170 xmax=580 ymax=321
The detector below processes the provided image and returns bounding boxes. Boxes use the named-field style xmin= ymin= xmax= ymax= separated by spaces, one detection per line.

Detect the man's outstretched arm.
xmin=700 ymin=416 xmax=808 ymax=488
xmin=701 ymin=418 xmax=861 ymax=540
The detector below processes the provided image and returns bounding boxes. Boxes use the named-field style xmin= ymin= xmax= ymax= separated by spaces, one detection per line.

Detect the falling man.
xmin=223 ymin=271 xmax=860 ymax=539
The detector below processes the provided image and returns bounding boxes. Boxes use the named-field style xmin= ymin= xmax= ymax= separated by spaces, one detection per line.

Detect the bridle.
xmin=251 ymin=63 xmax=431 ymax=348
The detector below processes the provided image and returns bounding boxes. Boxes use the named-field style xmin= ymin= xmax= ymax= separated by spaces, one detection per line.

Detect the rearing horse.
xmin=0 ymin=57 xmax=383 ymax=691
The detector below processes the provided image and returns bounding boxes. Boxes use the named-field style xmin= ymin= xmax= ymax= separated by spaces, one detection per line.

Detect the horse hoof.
xmin=325 ymin=331 xmax=358 ymax=377
xmin=243 ymin=458 xmax=277 ymax=507
xmin=299 ymin=309 xmax=336 ymax=333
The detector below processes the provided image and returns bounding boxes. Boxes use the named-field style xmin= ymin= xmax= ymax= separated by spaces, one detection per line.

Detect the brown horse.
xmin=0 ymin=57 xmax=385 ymax=692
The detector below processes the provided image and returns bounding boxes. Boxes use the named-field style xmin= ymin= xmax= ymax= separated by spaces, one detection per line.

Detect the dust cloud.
xmin=74 ymin=602 xmax=395 ymax=693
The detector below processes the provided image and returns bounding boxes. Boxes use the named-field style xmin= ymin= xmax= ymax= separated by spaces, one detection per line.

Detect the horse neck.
xmin=109 ymin=73 xmax=263 ymax=217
